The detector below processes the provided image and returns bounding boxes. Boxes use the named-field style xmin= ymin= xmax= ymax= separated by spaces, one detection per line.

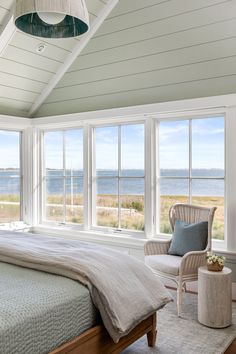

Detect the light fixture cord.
xmin=73 ymin=16 xmax=76 ymax=36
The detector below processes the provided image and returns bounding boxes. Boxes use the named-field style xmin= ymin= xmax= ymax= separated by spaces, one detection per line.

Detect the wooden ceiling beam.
xmin=0 ymin=13 xmax=16 ymax=57
xmin=29 ymin=0 xmax=120 ymax=117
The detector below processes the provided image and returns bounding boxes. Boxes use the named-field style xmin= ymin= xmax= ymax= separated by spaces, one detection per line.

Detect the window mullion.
xmin=19 ymin=132 xmax=23 ymax=221
xmin=118 ymin=125 xmax=121 ymax=229
xmin=83 ymin=124 xmax=90 ymax=230
xmin=0 ymin=130 xmax=21 ymax=224
xmin=189 ymin=119 xmax=192 ymax=204
xmin=157 ymin=120 xmax=161 ymax=233
xmin=145 ymin=118 xmax=155 ymax=238
xmin=63 ymin=131 xmax=66 ymax=224
xmin=91 ymin=127 xmax=97 ymax=227
xmin=92 ymin=122 xmax=145 ymax=234
xmin=41 ymin=132 xmax=46 ymax=223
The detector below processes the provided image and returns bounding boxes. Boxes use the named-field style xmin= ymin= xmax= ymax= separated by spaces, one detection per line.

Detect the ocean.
xmin=0 ymin=169 xmax=224 ymax=196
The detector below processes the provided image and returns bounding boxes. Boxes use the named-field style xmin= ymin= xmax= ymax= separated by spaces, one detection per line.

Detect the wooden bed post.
xmin=147 ymin=313 xmax=157 ymax=347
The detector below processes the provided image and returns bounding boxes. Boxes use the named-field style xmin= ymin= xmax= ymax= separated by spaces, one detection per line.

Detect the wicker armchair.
xmin=145 ymin=204 xmax=217 ymax=316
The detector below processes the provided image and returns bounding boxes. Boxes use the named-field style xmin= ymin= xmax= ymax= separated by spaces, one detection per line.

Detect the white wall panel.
xmin=0 ymin=71 xmax=45 ymax=92
xmin=0 ymin=6 xmax=8 ymax=24
xmin=36 ymin=75 xmax=236 ymax=117
xmin=95 ymin=0 xmax=229 ymax=37
xmin=0 ymin=0 xmax=236 ymax=117
xmin=83 ymin=4 xmax=236 ymax=56
xmin=59 ymin=38 xmax=236 ymax=88
xmin=72 ymin=19 xmax=236 ymax=70
xmin=46 ymin=57 xmax=236 ymax=103
xmin=3 ymin=46 xmax=62 ymax=73
xmin=0 ymin=58 xmax=52 ymax=82
xmin=10 ymin=32 xmax=71 ymax=62
xmin=0 ymin=0 xmax=14 ymax=11
xmin=0 ymin=85 xmax=37 ymax=102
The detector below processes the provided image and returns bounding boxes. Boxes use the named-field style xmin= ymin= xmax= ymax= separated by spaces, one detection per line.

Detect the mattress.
xmin=0 ymin=262 xmax=99 ymax=354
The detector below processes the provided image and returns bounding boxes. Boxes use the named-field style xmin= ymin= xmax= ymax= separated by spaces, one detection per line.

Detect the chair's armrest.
xmin=144 ymin=239 xmax=171 ymax=255
xmin=180 ymin=250 xmax=207 ymax=276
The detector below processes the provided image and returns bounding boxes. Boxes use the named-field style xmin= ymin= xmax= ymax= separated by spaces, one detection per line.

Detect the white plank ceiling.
xmin=0 ymin=0 xmax=236 ymax=118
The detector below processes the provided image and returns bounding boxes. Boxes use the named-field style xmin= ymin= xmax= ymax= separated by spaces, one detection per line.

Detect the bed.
xmin=50 ymin=314 xmax=157 ymax=354
xmin=0 ymin=231 xmax=172 ymax=354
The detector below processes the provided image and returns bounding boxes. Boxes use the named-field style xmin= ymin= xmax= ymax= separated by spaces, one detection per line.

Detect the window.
xmin=93 ymin=124 xmax=145 ymax=231
xmin=43 ymin=129 xmax=83 ymax=224
xmin=0 ymin=130 xmax=21 ymax=223
xmin=39 ymin=112 xmax=226 ymax=242
xmin=158 ymin=117 xmax=225 ymax=240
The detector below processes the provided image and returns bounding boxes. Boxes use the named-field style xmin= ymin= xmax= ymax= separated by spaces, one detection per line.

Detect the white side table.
xmin=198 ymin=266 xmax=232 ymax=328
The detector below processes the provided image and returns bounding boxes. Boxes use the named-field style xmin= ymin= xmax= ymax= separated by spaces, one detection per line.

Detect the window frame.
xmin=36 ymin=107 xmax=227 ymax=250
xmin=39 ymin=118 xmax=149 ymax=237
xmin=90 ymin=120 xmax=146 ymax=237
xmin=0 ymin=128 xmax=23 ymax=224
xmin=41 ymin=127 xmax=84 ymax=228
xmin=155 ymin=113 xmax=226 ymax=246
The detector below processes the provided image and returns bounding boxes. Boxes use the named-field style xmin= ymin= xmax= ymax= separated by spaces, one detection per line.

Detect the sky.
xmin=160 ymin=116 xmax=224 ymax=170
xmin=0 ymin=117 xmax=224 ymax=170
xmin=44 ymin=124 xmax=145 ymax=170
xmin=0 ymin=130 xmax=20 ymax=169
xmin=44 ymin=129 xmax=83 ymax=170
xmin=96 ymin=124 xmax=144 ymax=170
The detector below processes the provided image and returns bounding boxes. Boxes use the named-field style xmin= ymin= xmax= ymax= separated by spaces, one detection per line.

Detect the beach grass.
xmin=160 ymin=195 xmax=224 ymax=240
xmin=0 ymin=194 xmax=20 ymax=222
xmin=0 ymin=193 xmax=223 ymax=239
xmin=0 ymin=204 xmax=20 ymax=223
xmin=45 ymin=193 xmax=224 ymax=239
xmin=0 ymin=194 xmax=20 ymax=203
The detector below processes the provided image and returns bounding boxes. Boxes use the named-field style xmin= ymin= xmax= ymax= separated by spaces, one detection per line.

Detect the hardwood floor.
xmin=225 ymin=339 xmax=236 ymax=354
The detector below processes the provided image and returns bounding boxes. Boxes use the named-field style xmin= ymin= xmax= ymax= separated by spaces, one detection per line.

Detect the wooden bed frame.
xmin=50 ymin=312 xmax=157 ymax=354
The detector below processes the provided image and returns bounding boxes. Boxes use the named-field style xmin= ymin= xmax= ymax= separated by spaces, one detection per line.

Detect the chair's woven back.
xmin=169 ymin=203 xmax=217 ymax=251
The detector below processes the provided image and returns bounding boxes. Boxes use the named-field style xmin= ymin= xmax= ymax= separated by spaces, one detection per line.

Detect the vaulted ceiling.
xmin=0 ymin=0 xmax=236 ymax=118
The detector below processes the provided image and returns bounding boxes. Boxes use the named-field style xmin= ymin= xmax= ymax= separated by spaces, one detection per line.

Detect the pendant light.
xmin=14 ymin=0 xmax=89 ymax=39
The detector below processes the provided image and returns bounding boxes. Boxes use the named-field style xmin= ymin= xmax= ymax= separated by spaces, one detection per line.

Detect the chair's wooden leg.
xmin=177 ymin=283 xmax=182 ymax=317
xmin=181 ymin=282 xmax=186 ymax=306
xmin=147 ymin=313 xmax=157 ymax=347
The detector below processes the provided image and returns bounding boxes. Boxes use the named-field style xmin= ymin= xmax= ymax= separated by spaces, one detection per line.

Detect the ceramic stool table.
xmin=198 ymin=265 xmax=232 ymax=328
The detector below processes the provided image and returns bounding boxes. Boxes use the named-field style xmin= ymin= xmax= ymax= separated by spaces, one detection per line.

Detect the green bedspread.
xmin=0 ymin=262 xmax=98 ymax=354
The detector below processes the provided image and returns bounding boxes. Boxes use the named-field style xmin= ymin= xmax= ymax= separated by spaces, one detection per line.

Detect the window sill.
xmin=32 ymin=224 xmax=147 ymax=249
xmin=32 ymin=225 xmax=235 ymax=259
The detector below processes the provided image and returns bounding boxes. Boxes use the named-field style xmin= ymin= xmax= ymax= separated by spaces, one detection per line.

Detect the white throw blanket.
xmin=0 ymin=231 xmax=172 ymax=343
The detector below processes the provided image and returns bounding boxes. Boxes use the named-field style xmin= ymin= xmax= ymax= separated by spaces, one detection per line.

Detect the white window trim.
xmin=40 ymin=127 xmax=85 ymax=229
xmin=224 ymin=107 xmax=236 ymax=253
xmin=34 ymin=105 xmax=229 ymax=252
xmin=90 ymin=120 xmax=146 ymax=237
xmin=2 ymin=93 xmax=235 ymax=254
xmin=36 ymin=116 xmax=149 ymax=237
xmin=0 ymin=117 xmax=31 ymax=226
xmin=154 ymin=114 xmax=226 ymax=249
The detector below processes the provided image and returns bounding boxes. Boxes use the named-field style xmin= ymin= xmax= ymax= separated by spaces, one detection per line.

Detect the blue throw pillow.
xmin=168 ymin=219 xmax=208 ymax=256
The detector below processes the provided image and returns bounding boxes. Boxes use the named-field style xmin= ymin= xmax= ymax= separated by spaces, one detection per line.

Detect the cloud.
xmin=192 ymin=126 xmax=224 ymax=136
xmin=159 ymin=124 xmax=188 ymax=143
xmin=96 ymin=127 xmax=118 ymax=144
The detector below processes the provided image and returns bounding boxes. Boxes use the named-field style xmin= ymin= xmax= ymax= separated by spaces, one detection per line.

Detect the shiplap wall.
xmin=0 ymin=0 xmax=14 ymax=27
xmin=0 ymin=0 xmax=107 ymax=117
xmin=1 ymin=0 xmax=236 ymax=118
xmin=35 ymin=0 xmax=236 ymax=117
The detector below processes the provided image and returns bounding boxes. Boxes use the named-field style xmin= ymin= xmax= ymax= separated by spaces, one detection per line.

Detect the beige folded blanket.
xmin=0 ymin=231 xmax=172 ymax=343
